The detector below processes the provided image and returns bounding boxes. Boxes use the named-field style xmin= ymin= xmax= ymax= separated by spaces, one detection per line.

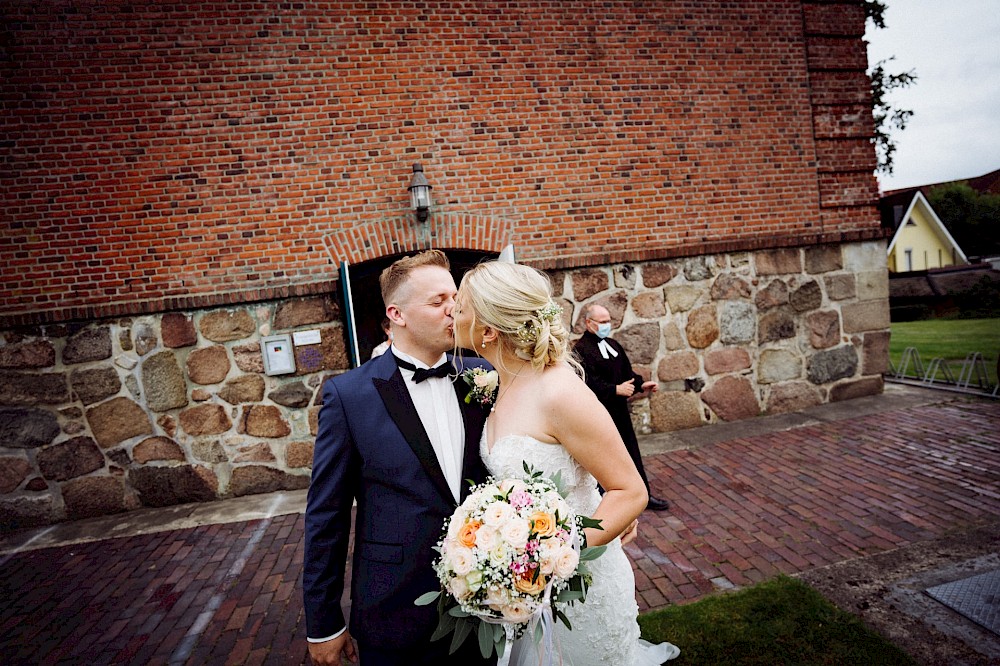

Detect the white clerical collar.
xmin=597 ymin=339 xmax=618 ymax=359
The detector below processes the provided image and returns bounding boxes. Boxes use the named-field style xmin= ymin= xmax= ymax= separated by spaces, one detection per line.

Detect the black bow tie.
xmin=395 ymin=358 xmax=453 ymax=383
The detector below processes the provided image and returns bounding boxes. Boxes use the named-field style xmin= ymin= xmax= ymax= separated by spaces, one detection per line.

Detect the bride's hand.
xmin=619 ymin=519 xmax=639 ymax=545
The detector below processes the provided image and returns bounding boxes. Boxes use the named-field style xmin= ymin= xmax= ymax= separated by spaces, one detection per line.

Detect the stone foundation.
xmin=548 ymin=239 xmax=889 ymax=438
xmin=0 ymin=297 xmax=347 ymax=530
xmin=0 ymin=239 xmax=889 ymax=529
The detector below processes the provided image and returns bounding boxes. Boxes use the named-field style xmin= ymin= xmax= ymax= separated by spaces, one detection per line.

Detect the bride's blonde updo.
xmin=458 ymin=262 xmax=572 ymax=371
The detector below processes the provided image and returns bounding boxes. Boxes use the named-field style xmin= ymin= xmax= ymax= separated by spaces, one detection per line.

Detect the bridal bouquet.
xmin=416 ymin=463 xmax=605 ymax=659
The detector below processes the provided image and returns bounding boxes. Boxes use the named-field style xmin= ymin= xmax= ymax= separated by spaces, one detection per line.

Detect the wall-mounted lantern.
xmin=408 ymin=162 xmax=433 ymax=224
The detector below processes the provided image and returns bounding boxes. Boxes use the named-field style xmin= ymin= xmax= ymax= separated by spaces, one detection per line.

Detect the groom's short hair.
xmin=380 ymin=249 xmax=451 ymax=305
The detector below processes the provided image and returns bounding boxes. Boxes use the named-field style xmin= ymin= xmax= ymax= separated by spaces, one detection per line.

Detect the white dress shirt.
xmin=391 ymin=347 xmax=466 ymax=503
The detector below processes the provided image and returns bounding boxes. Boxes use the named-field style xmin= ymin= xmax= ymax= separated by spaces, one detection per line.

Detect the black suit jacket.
xmin=302 ymin=350 xmax=491 ymax=648
xmin=574 ymin=331 xmax=643 ymax=449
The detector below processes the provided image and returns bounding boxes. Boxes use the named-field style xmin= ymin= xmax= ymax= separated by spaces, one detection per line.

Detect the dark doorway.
xmin=343 ymin=249 xmax=497 ymax=365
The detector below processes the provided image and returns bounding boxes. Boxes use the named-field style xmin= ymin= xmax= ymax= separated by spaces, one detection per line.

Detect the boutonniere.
xmin=461 ymin=367 xmax=499 ymax=408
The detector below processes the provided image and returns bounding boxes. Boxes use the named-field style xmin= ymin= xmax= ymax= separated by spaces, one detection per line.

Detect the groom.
xmin=303 ymin=250 xmax=494 ymax=665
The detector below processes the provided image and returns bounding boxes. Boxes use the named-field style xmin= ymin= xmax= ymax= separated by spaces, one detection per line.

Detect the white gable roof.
xmin=886 ymin=190 xmax=969 ymax=263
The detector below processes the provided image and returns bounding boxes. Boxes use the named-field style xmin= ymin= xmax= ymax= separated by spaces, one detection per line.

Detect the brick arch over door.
xmin=324 ymin=210 xmax=515 ymax=264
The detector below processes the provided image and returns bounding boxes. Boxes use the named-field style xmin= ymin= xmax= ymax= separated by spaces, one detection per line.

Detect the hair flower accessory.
xmin=462 ymin=367 xmax=500 ymax=407
xmin=535 ymin=303 xmax=562 ymax=323
xmin=517 ymin=302 xmax=563 ymax=345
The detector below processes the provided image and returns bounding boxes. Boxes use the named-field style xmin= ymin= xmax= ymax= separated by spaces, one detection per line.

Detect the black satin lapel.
xmin=373 ymin=372 xmax=454 ymax=505
xmin=454 ymin=372 xmax=488 ymax=502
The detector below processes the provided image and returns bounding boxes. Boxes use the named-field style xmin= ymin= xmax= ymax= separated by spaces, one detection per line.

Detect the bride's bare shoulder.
xmin=539 ymin=363 xmax=592 ymax=397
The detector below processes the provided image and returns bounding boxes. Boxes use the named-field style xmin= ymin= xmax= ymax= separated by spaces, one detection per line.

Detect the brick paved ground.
xmin=1 ymin=398 xmax=997 ymax=665
xmin=630 ymin=400 xmax=1000 ymax=611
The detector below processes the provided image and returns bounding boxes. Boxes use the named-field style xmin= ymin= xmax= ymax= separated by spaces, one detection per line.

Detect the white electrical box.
xmin=261 ymin=334 xmax=295 ymax=376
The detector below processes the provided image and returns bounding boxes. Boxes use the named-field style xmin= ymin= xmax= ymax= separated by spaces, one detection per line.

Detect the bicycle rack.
xmin=895 ymin=347 xmax=925 ymax=380
xmin=922 ymin=358 xmax=957 ymax=386
xmin=956 ymin=352 xmax=990 ymax=390
xmin=889 ymin=346 xmax=999 ymax=398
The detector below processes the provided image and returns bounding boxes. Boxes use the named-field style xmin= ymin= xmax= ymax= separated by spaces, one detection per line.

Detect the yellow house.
xmin=886 ymin=191 xmax=969 ymax=272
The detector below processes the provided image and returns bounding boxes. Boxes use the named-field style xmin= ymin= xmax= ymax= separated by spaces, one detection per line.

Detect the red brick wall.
xmin=1 ymin=0 xmax=880 ymax=325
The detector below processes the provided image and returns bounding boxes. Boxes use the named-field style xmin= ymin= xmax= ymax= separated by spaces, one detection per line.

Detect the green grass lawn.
xmin=638 ymin=576 xmax=915 ymax=665
xmin=889 ymin=318 xmax=1000 ymax=387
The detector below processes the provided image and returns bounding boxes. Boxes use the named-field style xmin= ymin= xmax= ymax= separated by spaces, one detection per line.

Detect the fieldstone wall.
xmin=551 ymin=239 xmax=890 ymax=437
xmin=0 ymin=296 xmax=347 ymax=530
xmin=0 ymin=239 xmax=889 ymax=529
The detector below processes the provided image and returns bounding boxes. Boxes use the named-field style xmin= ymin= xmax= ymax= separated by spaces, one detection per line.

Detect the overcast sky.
xmin=865 ymin=0 xmax=1000 ymax=192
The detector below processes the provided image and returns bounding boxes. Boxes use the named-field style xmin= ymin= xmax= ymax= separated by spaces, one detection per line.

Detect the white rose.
xmin=449 ymin=575 xmax=471 ymax=600
xmin=500 ymin=518 xmax=530 ymax=549
xmin=448 ymin=545 xmax=475 ymax=576
xmin=489 ymin=541 xmax=510 ymax=562
xmin=550 ymin=496 xmax=571 ymax=519
xmin=537 ymin=545 xmax=556 ymax=575
xmin=474 ymin=370 xmax=499 ymax=394
xmin=447 ymin=512 xmax=467 ymax=540
xmin=474 ymin=524 xmax=499 ymax=550
xmin=500 ymin=601 xmax=534 ymax=624
xmin=542 ymin=491 xmax=563 ymax=508
xmin=499 ymin=479 xmax=527 ymax=495
xmin=466 ymin=570 xmax=484 ymax=594
xmin=553 ymin=545 xmax=580 ymax=579
xmin=463 ymin=489 xmax=485 ymax=509
xmin=482 ymin=501 xmax=515 ymax=527
xmin=486 ymin=585 xmax=509 ymax=609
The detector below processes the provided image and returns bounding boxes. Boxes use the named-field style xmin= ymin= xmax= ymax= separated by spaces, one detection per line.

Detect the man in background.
xmin=574 ymin=303 xmax=670 ymax=512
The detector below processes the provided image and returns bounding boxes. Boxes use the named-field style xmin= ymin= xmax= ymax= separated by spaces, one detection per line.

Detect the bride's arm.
xmin=543 ymin=368 xmax=648 ymax=547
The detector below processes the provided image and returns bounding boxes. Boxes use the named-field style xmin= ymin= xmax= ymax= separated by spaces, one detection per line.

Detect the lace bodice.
xmin=479 ymin=430 xmax=679 ymax=665
xmin=481 ymin=433 xmax=602 ymax=518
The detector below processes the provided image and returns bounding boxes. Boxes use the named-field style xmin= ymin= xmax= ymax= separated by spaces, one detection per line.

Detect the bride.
xmin=453 ymin=261 xmax=680 ymax=666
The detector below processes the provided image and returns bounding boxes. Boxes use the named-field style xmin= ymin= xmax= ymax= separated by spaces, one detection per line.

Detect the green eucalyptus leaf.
xmin=431 ymin=612 xmax=457 ymax=642
xmin=556 ymin=589 xmax=584 ymax=603
xmin=450 ymin=618 xmax=473 ymax=654
xmin=477 ymin=620 xmax=494 ymax=658
xmin=414 ymin=591 xmax=440 ymax=606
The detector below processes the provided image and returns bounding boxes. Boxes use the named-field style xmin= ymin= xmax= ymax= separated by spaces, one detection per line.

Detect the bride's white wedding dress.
xmin=482 ymin=431 xmax=680 ymax=666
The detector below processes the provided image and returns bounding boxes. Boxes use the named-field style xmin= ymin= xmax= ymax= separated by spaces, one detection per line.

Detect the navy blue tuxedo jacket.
xmin=303 ymin=350 xmax=491 ymax=649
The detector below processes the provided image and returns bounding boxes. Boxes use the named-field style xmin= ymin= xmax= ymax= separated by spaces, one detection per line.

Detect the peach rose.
xmin=529 ymin=511 xmax=556 ymax=538
xmin=514 ymin=573 xmax=547 ymax=596
xmin=457 ymin=520 xmax=481 ymax=548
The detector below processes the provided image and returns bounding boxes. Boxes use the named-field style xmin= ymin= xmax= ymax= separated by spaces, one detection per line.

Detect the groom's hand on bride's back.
xmin=308 ymin=631 xmax=358 ymax=665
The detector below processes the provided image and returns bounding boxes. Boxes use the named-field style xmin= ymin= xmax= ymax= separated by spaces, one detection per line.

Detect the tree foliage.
xmin=927 ymin=182 xmax=1000 ymax=259
xmin=863 ymin=0 xmax=887 ymax=29
xmin=866 ymin=1 xmax=917 ymax=176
